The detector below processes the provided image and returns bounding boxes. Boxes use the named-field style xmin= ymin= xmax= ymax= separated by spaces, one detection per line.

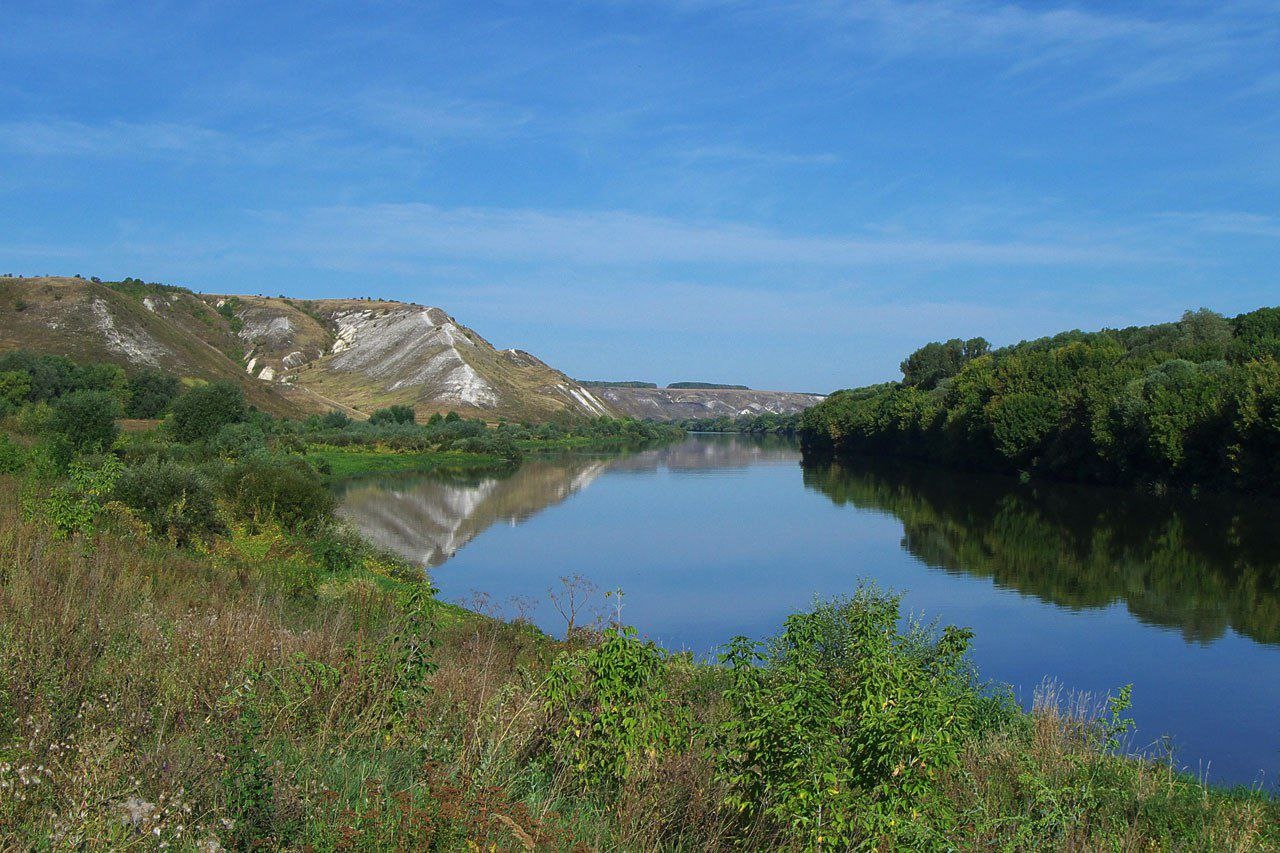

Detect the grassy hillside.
xmin=0 ymin=276 xmax=618 ymax=423
xmin=0 ymin=277 xmax=301 ymax=415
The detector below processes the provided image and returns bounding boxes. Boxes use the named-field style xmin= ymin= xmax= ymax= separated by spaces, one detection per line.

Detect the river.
xmin=336 ymin=432 xmax=1280 ymax=789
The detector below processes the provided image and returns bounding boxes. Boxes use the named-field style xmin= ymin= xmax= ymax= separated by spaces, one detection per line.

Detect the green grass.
xmin=307 ymin=446 xmax=511 ymax=479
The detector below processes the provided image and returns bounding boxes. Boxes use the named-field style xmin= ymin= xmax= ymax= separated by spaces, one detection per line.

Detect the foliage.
xmin=124 ymin=368 xmax=182 ymax=418
xmin=0 ymin=349 xmax=126 ymax=403
xmin=800 ymin=306 xmax=1280 ymax=493
xmin=0 ymin=370 xmax=31 ymax=410
xmin=167 ymin=381 xmax=247 ymax=442
xmin=113 ymin=459 xmax=223 ymax=545
xmin=543 ymin=627 xmax=690 ymax=794
xmin=369 ymin=404 xmax=416 ymax=425
xmin=716 ymin=587 xmax=983 ymax=847
xmin=39 ymin=454 xmax=125 ymax=537
xmin=900 ymin=337 xmax=990 ymax=390
xmin=668 ymin=381 xmax=751 ymax=390
xmin=51 ymin=389 xmax=121 ymax=452
xmin=678 ymin=412 xmax=799 ymax=434
xmin=220 ymin=454 xmax=335 ymax=531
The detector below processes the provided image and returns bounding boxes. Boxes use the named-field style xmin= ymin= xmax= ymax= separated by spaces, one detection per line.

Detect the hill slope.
xmin=0 ymin=277 xmax=615 ymax=420
xmin=597 ymin=386 xmax=824 ymax=420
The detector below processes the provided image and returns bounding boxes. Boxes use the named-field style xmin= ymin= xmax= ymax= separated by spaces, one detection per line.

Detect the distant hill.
xmin=667 ymin=381 xmax=750 ymax=390
xmin=578 ymin=380 xmax=659 ymax=388
xmin=597 ymin=386 xmax=824 ymax=420
xmin=0 ymin=276 xmax=614 ymax=421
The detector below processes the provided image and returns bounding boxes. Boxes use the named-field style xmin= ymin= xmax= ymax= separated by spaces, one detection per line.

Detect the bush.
xmin=114 ymin=460 xmax=224 ymax=545
xmin=717 ymin=586 xmax=984 ymax=847
xmin=0 ymin=433 xmax=27 ymax=474
xmin=0 ymin=370 xmax=31 ymax=409
xmin=369 ymin=405 xmax=416 ymax=425
xmin=319 ymin=410 xmax=352 ymax=429
xmin=41 ymin=455 xmax=124 ymax=538
xmin=168 ymin=382 xmax=247 ymax=442
xmin=125 ymin=368 xmax=182 ymax=419
xmin=211 ymin=422 xmax=269 ymax=460
xmin=51 ymin=390 xmax=121 ymax=452
xmin=221 ymin=455 xmax=334 ymax=531
xmin=544 ymin=627 xmax=689 ymax=794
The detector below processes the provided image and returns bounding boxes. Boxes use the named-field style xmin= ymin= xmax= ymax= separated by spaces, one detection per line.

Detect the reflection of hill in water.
xmin=337 ymin=436 xmax=800 ymax=568
xmin=803 ymin=459 xmax=1280 ymax=646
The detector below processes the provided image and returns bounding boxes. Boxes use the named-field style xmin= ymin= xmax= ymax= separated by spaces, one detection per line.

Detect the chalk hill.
xmin=0 ymin=277 xmax=613 ymax=421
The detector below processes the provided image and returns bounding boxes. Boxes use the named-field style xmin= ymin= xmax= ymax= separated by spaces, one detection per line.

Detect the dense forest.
xmin=799 ymin=307 xmax=1280 ymax=493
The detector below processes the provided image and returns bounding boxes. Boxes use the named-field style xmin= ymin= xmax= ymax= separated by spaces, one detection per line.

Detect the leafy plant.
xmin=41 ymin=454 xmax=125 ymax=538
xmin=716 ymin=586 xmax=979 ymax=847
xmin=113 ymin=459 xmax=223 ymax=545
xmin=543 ymin=627 xmax=689 ymax=795
xmin=167 ymin=381 xmax=247 ymax=442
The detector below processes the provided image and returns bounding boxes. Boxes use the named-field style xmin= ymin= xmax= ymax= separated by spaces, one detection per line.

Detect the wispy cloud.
xmin=1159 ymin=210 xmax=1280 ymax=239
xmin=665 ymin=0 xmax=1278 ymax=96
xmin=251 ymin=203 xmax=1146 ymax=273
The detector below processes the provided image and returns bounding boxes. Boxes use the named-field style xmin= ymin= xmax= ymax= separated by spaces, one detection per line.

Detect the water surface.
xmin=337 ymin=433 xmax=1280 ymax=788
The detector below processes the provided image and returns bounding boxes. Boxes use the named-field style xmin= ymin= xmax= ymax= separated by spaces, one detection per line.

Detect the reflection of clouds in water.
xmin=337 ymin=435 xmax=802 ymax=569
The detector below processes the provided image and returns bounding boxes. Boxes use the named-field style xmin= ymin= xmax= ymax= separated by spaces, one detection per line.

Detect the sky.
xmin=2 ymin=1 xmax=1278 ymax=392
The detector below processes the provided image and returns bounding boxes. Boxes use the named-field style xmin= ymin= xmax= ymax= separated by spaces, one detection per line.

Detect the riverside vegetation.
xmin=799 ymin=306 xmax=1280 ymax=494
xmin=1 ymin=350 xmax=1278 ymax=848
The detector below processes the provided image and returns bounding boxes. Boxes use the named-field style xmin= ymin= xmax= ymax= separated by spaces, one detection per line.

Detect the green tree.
xmin=369 ymin=404 xmax=416 ymax=425
xmin=167 ymin=382 xmax=247 ymax=442
xmin=51 ymin=390 xmax=120 ymax=452
xmin=125 ymin=369 xmax=182 ymax=419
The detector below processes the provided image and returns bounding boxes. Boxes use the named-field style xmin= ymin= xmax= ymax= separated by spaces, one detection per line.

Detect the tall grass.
xmin=1 ymin=473 xmax=1277 ymax=849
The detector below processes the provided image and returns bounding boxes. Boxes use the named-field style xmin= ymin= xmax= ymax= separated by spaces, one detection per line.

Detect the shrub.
xmin=41 ymin=454 xmax=125 ymax=538
xmin=0 ymin=370 xmax=31 ymax=408
xmin=0 ymin=433 xmax=27 ymax=474
xmin=125 ymin=368 xmax=182 ymax=418
xmin=319 ymin=410 xmax=352 ymax=429
xmin=717 ymin=586 xmax=983 ymax=847
xmin=211 ymin=421 xmax=269 ymax=460
xmin=544 ymin=627 xmax=689 ymax=794
xmin=167 ymin=381 xmax=247 ymax=442
xmin=369 ymin=404 xmax=416 ymax=425
xmin=221 ymin=455 xmax=334 ymax=531
xmin=114 ymin=459 xmax=224 ymax=545
xmin=51 ymin=389 xmax=121 ymax=451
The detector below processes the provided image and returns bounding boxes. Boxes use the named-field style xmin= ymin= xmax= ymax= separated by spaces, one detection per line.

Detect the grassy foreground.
xmin=1 ymin=475 xmax=1278 ymax=850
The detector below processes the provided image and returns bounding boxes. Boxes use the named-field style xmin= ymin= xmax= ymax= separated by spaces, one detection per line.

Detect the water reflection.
xmin=336 ymin=435 xmax=799 ymax=567
xmin=803 ymin=459 xmax=1280 ymax=646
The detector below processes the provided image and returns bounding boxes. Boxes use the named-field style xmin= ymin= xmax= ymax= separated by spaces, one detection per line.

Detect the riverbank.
xmin=1 ymin=468 xmax=1277 ymax=849
xmin=307 ymin=446 xmax=512 ymax=479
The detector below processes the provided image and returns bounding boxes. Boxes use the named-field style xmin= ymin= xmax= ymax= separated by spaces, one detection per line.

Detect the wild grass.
xmin=1 ymin=472 xmax=1277 ymax=850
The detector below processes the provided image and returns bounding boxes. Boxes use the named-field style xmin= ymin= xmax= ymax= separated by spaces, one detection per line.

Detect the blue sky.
xmin=2 ymin=1 xmax=1278 ymax=391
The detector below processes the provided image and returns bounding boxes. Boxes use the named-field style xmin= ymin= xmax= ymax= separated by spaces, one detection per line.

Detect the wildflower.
xmin=121 ymin=796 xmax=157 ymax=828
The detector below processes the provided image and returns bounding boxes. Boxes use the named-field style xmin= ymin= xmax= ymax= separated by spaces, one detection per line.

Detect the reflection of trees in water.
xmin=802 ymin=459 xmax=1280 ymax=646
xmin=337 ymin=435 xmax=802 ymax=569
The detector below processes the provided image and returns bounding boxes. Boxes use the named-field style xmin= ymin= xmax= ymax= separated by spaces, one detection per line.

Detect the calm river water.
xmin=336 ymin=433 xmax=1280 ymax=789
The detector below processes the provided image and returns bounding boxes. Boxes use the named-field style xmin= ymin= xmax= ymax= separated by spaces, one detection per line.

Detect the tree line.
xmin=799 ymin=307 xmax=1280 ymax=493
